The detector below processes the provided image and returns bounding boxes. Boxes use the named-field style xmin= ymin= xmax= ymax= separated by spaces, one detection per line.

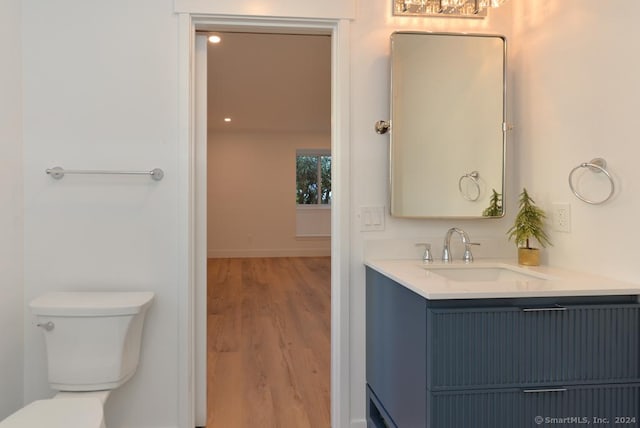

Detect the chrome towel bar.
xmin=46 ymin=166 xmax=164 ymax=181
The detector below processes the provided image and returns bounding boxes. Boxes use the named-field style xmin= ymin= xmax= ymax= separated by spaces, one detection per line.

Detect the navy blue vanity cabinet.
xmin=366 ymin=267 xmax=427 ymax=428
xmin=366 ymin=267 xmax=640 ymax=428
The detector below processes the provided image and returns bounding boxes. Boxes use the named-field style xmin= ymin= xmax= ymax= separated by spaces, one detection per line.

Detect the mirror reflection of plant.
xmin=482 ymin=189 xmax=502 ymax=217
xmin=507 ymin=188 xmax=552 ymax=249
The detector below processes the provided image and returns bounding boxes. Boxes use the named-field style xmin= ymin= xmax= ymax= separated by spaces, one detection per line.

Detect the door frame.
xmin=177 ymin=13 xmax=351 ymax=428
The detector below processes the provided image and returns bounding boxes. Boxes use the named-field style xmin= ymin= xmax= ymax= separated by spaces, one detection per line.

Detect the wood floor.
xmin=207 ymin=257 xmax=331 ymax=428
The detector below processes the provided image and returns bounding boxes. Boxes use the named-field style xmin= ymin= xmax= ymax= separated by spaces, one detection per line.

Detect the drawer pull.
xmin=523 ymin=388 xmax=568 ymax=393
xmin=522 ymin=305 xmax=567 ymax=312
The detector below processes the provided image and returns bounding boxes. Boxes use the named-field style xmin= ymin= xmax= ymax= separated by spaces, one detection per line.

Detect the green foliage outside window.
xmin=296 ymin=154 xmax=331 ymax=205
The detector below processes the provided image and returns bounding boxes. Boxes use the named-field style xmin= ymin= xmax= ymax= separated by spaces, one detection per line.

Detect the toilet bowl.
xmin=0 ymin=292 xmax=153 ymax=427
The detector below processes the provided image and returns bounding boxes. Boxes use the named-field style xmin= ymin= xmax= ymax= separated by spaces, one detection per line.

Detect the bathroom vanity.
xmin=365 ymin=260 xmax=640 ymax=428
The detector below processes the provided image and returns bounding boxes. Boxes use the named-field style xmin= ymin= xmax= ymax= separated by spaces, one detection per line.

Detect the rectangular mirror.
xmin=389 ymin=32 xmax=506 ymax=218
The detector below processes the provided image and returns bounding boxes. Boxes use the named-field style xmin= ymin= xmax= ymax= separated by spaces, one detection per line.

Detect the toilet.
xmin=0 ymin=291 xmax=154 ymax=428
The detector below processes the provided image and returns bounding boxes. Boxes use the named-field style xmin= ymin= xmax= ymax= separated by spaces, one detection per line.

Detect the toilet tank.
xmin=29 ymin=292 xmax=154 ymax=391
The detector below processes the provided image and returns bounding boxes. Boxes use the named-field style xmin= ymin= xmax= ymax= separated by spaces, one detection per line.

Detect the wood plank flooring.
xmin=207 ymin=257 xmax=331 ymax=428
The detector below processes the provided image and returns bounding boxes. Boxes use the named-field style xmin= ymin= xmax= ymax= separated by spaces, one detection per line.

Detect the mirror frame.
xmin=388 ymin=31 xmax=507 ymax=219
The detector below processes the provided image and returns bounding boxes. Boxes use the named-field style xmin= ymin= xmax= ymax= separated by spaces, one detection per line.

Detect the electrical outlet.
xmin=552 ymin=203 xmax=571 ymax=232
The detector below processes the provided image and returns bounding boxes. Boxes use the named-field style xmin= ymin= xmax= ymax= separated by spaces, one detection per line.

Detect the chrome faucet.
xmin=442 ymin=228 xmax=480 ymax=263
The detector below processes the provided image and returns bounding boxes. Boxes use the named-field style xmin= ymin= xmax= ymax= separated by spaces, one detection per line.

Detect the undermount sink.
xmin=425 ymin=264 xmax=554 ymax=282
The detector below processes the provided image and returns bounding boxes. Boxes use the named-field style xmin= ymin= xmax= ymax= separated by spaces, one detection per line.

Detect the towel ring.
xmin=568 ymin=158 xmax=615 ymax=205
xmin=458 ymin=171 xmax=480 ymax=201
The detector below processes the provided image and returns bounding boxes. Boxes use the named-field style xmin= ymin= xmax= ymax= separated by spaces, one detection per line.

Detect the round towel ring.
xmin=459 ymin=171 xmax=481 ymax=201
xmin=568 ymin=158 xmax=615 ymax=205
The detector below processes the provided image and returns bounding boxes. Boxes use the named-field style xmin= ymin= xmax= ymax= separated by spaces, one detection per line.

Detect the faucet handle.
xmin=415 ymin=243 xmax=434 ymax=263
xmin=462 ymin=242 xmax=481 ymax=263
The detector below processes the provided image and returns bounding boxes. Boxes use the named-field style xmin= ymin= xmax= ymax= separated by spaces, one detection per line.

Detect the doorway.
xmin=202 ymin=30 xmax=332 ymax=427
xmin=185 ymin=15 xmax=351 ymax=428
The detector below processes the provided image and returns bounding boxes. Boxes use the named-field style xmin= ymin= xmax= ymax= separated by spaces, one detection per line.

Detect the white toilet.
xmin=0 ymin=291 xmax=154 ymax=428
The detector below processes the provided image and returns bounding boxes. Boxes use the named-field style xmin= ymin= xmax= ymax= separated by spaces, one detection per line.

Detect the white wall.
xmin=22 ymin=1 xmax=181 ymax=426
xmin=174 ymin=0 xmax=355 ymax=19
xmin=207 ymin=130 xmax=331 ymax=257
xmin=0 ymin=0 xmax=24 ymax=419
xmin=512 ymin=0 xmax=640 ymax=282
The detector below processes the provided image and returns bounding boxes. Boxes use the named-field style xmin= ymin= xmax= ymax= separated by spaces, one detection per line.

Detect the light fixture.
xmin=393 ymin=0 xmax=507 ymax=18
xmin=208 ymin=34 xmax=222 ymax=44
xmin=223 ymin=117 xmax=232 ymax=123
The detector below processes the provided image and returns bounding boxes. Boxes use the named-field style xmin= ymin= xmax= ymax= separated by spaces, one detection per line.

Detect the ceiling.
xmin=206 ymin=32 xmax=331 ymax=133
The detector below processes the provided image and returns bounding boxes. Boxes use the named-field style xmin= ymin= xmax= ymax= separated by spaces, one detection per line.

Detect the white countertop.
xmin=365 ymin=259 xmax=640 ymax=300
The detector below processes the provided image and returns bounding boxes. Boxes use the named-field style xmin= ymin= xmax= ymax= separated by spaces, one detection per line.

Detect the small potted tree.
xmin=507 ymin=188 xmax=552 ymax=266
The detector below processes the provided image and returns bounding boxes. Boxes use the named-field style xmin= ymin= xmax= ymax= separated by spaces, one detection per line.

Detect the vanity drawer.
xmin=427 ymin=304 xmax=640 ymax=389
xmin=428 ymin=383 xmax=640 ymax=428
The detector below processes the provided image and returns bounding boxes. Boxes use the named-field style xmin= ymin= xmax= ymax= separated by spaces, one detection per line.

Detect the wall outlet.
xmin=552 ymin=203 xmax=571 ymax=233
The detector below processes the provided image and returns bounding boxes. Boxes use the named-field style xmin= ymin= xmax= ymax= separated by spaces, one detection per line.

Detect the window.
xmin=296 ymin=150 xmax=331 ymax=205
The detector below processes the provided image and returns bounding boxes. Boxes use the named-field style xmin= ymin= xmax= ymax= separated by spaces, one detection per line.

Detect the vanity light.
xmin=393 ymin=0 xmax=507 ymax=18
xmin=208 ymin=34 xmax=222 ymax=44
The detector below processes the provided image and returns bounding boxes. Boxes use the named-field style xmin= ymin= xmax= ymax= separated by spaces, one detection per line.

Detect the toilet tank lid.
xmin=29 ymin=291 xmax=154 ymax=316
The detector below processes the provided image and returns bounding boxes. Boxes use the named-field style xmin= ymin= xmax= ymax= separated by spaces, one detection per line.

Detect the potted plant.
xmin=507 ymin=188 xmax=552 ymax=266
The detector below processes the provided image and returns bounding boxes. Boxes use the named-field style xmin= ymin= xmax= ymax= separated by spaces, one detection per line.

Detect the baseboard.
xmin=207 ymin=248 xmax=331 ymax=258
xmin=351 ymin=418 xmax=367 ymax=428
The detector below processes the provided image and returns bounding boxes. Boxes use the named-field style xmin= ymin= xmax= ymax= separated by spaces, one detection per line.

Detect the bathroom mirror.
xmin=389 ymin=32 xmax=506 ymax=218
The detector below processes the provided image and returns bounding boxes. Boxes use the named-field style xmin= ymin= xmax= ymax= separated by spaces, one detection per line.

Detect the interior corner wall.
xmin=207 ymin=130 xmax=331 ymax=258
xmin=512 ymin=0 xmax=640 ymax=281
xmin=0 ymin=0 xmax=24 ymax=419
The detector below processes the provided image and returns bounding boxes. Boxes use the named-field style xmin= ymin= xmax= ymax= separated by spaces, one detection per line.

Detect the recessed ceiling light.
xmin=208 ymin=35 xmax=222 ymax=44
xmin=224 ymin=117 xmax=232 ymax=123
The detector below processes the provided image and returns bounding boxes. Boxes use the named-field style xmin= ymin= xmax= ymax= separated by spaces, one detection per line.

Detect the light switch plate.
xmin=360 ymin=206 xmax=385 ymax=231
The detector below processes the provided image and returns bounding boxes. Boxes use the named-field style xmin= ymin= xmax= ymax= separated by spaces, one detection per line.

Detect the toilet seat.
xmin=0 ymin=398 xmax=105 ymax=428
